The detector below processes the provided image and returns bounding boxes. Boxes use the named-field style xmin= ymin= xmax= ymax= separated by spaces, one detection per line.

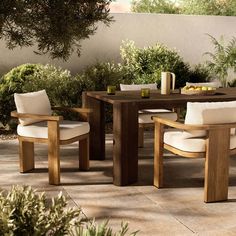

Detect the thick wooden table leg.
xmin=79 ymin=137 xmax=89 ymax=170
xmin=113 ymin=102 xmax=138 ymax=186
xmin=83 ymin=93 xmax=105 ymax=160
xmin=204 ymin=128 xmax=230 ymax=202
xmin=153 ymin=122 xmax=164 ymax=188
xmin=138 ymin=126 xmax=144 ymax=148
xmin=19 ymin=139 xmax=34 ymax=172
xmin=48 ymin=121 xmax=60 ymax=185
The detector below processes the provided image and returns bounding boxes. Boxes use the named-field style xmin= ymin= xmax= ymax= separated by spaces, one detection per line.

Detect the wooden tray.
xmin=181 ymin=89 xmax=216 ymax=95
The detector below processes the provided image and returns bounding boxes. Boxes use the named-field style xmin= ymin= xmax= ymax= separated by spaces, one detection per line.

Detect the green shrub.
xmin=180 ymin=0 xmax=236 ymax=16
xmin=204 ymin=35 xmax=236 ymax=87
xmin=131 ymin=0 xmax=179 ymax=14
xmin=228 ymin=78 xmax=236 ymax=87
xmin=0 ymin=64 xmax=38 ymax=127
xmin=120 ymin=40 xmax=191 ymax=88
xmin=73 ymin=221 xmax=137 ymax=236
xmin=80 ymin=62 xmax=128 ymax=91
xmin=0 ymin=45 xmax=213 ymax=129
xmin=0 ymin=63 xmax=84 ymax=127
xmin=131 ymin=0 xmax=236 ymax=16
xmin=0 ymin=185 xmax=80 ymax=235
xmin=0 ymin=185 xmax=137 ymax=236
xmin=0 ymin=62 xmax=129 ymax=128
xmin=188 ymin=64 xmax=211 ymax=83
xmin=78 ymin=62 xmax=130 ymax=123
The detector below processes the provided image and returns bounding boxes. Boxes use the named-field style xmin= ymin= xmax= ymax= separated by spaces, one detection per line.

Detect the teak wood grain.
xmin=19 ymin=140 xmax=34 ymax=172
xmin=113 ymin=102 xmax=138 ymax=185
xmin=83 ymin=88 xmax=236 ymax=187
xmin=52 ymin=106 xmax=92 ymax=122
xmin=12 ymin=108 xmax=90 ymax=185
xmin=48 ymin=120 xmax=60 ymax=185
xmin=154 ymin=122 xmax=164 ymax=188
xmin=153 ymin=117 xmax=236 ymax=203
xmin=79 ymin=137 xmax=89 ymax=170
xmin=205 ymin=128 xmax=230 ymax=202
xmin=83 ymin=94 xmax=105 ymax=160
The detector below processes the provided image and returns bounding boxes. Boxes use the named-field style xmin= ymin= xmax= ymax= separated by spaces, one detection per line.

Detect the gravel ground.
xmin=0 ymin=129 xmax=17 ymax=140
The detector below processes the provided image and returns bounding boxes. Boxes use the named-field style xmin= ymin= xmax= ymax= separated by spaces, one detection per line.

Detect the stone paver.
xmin=1 ymin=133 xmax=236 ymax=235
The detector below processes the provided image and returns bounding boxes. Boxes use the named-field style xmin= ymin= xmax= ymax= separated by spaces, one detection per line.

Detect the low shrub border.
xmin=0 ymin=42 xmax=211 ymax=129
xmin=0 ymin=185 xmax=138 ymax=236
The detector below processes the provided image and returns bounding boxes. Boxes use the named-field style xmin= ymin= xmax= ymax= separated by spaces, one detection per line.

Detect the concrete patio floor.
xmin=1 ymin=132 xmax=236 ymax=235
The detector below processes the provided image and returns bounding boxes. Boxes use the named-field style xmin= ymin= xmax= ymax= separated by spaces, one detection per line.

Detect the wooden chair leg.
xmin=154 ymin=122 xmax=164 ymax=188
xmin=138 ymin=126 xmax=144 ymax=148
xmin=79 ymin=137 xmax=89 ymax=170
xmin=204 ymin=128 xmax=230 ymax=202
xmin=174 ymin=108 xmax=181 ymax=121
xmin=48 ymin=121 xmax=60 ymax=185
xmin=19 ymin=139 xmax=34 ymax=172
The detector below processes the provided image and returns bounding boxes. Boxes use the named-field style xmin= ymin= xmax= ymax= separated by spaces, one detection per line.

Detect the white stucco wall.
xmin=0 ymin=13 xmax=236 ymax=75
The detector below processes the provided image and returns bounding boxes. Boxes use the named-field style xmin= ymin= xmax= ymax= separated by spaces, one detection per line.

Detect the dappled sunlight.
xmin=2 ymin=132 xmax=236 ymax=234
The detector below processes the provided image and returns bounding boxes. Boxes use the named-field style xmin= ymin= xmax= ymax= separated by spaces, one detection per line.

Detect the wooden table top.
xmin=85 ymin=87 xmax=236 ymax=109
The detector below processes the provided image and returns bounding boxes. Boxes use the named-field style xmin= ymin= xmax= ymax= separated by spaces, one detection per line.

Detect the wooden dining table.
xmin=83 ymin=87 xmax=236 ymax=186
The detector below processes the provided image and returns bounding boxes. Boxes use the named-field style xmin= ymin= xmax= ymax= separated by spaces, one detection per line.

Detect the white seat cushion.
xmin=139 ymin=109 xmax=177 ymax=124
xmin=119 ymin=84 xmax=177 ymax=124
xmin=120 ymin=83 xmax=157 ymax=91
xmin=164 ymin=131 xmax=206 ymax=152
xmin=164 ymin=131 xmax=236 ymax=152
xmin=14 ymin=90 xmax=52 ymax=126
xmin=17 ymin=120 xmax=90 ymax=140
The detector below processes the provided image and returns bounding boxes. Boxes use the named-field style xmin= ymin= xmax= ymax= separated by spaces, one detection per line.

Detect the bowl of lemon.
xmin=181 ymin=85 xmax=217 ymax=95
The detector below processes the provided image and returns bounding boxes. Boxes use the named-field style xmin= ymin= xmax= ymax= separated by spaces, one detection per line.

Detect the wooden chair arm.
xmin=52 ymin=107 xmax=92 ymax=122
xmin=11 ymin=111 xmax=63 ymax=121
xmin=52 ymin=106 xmax=92 ymax=114
xmin=153 ymin=116 xmax=236 ymax=131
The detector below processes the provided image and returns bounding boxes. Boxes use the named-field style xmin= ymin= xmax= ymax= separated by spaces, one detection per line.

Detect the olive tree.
xmin=0 ymin=0 xmax=113 ymax=60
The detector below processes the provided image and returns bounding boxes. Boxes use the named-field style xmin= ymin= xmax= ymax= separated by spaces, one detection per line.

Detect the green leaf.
xmin=0 ymin=0 xmax=113 ymax=60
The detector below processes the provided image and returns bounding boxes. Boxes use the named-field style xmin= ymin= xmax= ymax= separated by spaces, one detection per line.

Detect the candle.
xmin=141 ymin=88 xmax=150 ymax=98
xmin=107 ymin=85 xmax=116 ymax=95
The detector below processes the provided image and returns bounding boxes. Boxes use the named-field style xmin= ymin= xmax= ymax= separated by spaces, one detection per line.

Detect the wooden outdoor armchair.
xmin=153 ymin=101 xmax=236 ymax=203
xmin=11 ymin=90 xmax=91 ymax=185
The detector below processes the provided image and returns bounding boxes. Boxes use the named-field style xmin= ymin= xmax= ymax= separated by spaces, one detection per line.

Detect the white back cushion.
xmin=120 ymin=83 xmax=157 ymax=91
xmin=184 ymin=101 xmax=236 ymax=138
xmin=14 ymin=90 xmax=52 ymax=126
xmin=202 ymin=108 xmax=236 ymax=124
